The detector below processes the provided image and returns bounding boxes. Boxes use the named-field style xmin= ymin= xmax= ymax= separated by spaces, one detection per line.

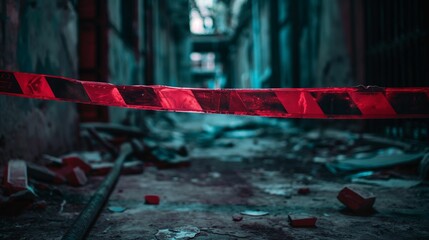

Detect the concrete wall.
xmin=0 ymin=0 xmax=79 ymax=164
xmin=152 ymin=0 xmax=191 ymax=87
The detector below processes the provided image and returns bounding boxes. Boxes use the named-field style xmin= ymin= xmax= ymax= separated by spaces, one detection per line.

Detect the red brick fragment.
xmin=2 ymin=160 xmax=28 ymax=194
xmin=288 ymin=214 xmax=317 ymax=228
xmin=232 ymin=214 xmax=243 ymax=222
xmin=297 ymin=187 xmax=310 ymax=195
xmin=337 ymin=186 xmax=375 ymax=213
xmin=66 ymin=167 xmax=88 ymax=187
xmin=145 ymin=195 xmax=160 ymax=205
xmin=62 ymin=155 xmax=92 ymax=174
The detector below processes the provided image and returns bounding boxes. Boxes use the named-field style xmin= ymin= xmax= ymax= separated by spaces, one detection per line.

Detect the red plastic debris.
xmin=145 ymin=195 xmax=160 ymax=205
xmin=232 ymin=214 xmax=243 ymax=222
xmin=297 ymin=187 xmax=310 ymax=195
xmin=62 ymin=155 xmax=92 ymax=174
xmin=2 ymin=160 xmax=28 ymax=194
xmin=337 ymin=186 xmax=376 ymax=213
xmin=288 ymin=214 xmax=317 ymax=228
xmin=66 ymin=167 xmax=88 ymax=187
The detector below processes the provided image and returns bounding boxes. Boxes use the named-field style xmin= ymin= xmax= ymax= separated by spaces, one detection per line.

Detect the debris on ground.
xmin=297 ymin=187 xmax=310 ymax=195
xmin=351 ymin=178 xmax=421 ymax=188
xmin=1 ymin=117 xmax=428 ymax=238
xmin=240 ymin=210 xmax=269 ymax=216
xmin=232 ymin=214 xmax=243 ymax=221
xmin=59 ymin=200 xmax=67 ymax=213
xmin=288 ymin=214 xmax=318 ymax=228
xmin=61 ymin=155 xmax=92 ymax=174
xmin=81 ymin=122 xmax=145 ymax=138
xmin=145 ymin=195 xmax=160 ymax=205
xmin=155 ymin=225 xmax=200 ymax=240
xmin=326 ymin=151 xmax=425 ymax=173
xmin=0 ymin=189 xmax=37 ymax=215
xmin=66 ymin=167 xmax=88 ymax=187
xmin=108 ymin=206 xmax=126 ymax=213
xmin=0 ymin=121 xmax=192 ymax=216
xmin=149 ymin=147 xmax=191 ymax=169
xmin=91 ymin=161 xmax=144 ymax=176
xmin=337 ymin=186 xmax=376 ymax=214
xmin=3 ymin=160 xmax=29 ymax=194
xmin=32 ymin=200 xmax=47 ymax=210
xmin=27 ymin=162 xmax=66 ymax=184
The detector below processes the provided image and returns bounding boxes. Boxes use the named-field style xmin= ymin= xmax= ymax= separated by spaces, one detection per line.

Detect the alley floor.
xmin=1 ymin=114 xmax=429 ymax=240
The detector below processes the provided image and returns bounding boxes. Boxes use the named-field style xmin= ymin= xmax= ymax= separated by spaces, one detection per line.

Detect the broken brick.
xmin=145 ymin=195 xmax=160 ymax=205
xmin=62 ymin=155 xmax=92 ymax=174
xmin=2 ymin=160 xmax=29 ymax=194
xmin=66 ymin=167 xmax=88 ymax=187
xmin=288 ymin=214 xmax=317 ymax=228
xmin=337 ymin=186 xmax=376 ymax=213
xmin=297 ymin=187 xmax=310 ymax=195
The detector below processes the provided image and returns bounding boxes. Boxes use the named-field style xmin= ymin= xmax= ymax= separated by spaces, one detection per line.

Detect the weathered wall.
xmin=106 ymin=0 xmax=191 ymax=125
xmin=230 ymin=0 xmax=355 ymax=88
xmin=106 ymin=0 xmax=146 ymax=125
xmin=0 ymin=0 xmax=79 ymax=164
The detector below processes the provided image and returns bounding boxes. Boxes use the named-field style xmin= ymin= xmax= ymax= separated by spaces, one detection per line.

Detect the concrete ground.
xmin=1 ymin=114 xmax=429 ymax=240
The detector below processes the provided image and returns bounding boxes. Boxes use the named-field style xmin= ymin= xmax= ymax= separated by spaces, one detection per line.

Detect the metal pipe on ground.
xmin=61 ymin=143 xmax=133 ymax=240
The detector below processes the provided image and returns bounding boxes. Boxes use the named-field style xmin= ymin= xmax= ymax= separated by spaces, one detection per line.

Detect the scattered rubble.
xmin=232 ymin=214 xmax=243 ymax=221
xmin=240 ymin=210 xmax=269 ymax=216
xmin=288 ymin=214 xmax=318 ymax=228
xmin=297 ymin=187 xmax=310 ymax=195
xmin=351 ymin=178 xmax=421 ymax=188
xmin=91 ymin=161 xmax=144 ymax=176
xmin=108 ymin=206 xmax=126 ymax=213
xmin=3 ymin=160 xmax=29 ymax=194
xmin=337 ymin=186 xmax=376 ymax=214
xmin=1 ymin=118 xmax=428 ymax=238
xmin=27 ymin=162 xmax=66 ymax=184
xmin=61 ymin=155 xmax=92 ymax=174
xmin=155 ymin=225 xmax=200 ymax=240
xmin=66 ymin=167 xmax=88 ymax=187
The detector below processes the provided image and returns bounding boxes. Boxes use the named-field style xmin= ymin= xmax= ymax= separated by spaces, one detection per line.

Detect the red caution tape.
xmin=1 ymin=70 xmax=428 ymax=119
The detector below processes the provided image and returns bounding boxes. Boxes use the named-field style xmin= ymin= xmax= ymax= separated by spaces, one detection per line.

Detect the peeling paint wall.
xmin=0 ymin=0 xmax=79 ymax=165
